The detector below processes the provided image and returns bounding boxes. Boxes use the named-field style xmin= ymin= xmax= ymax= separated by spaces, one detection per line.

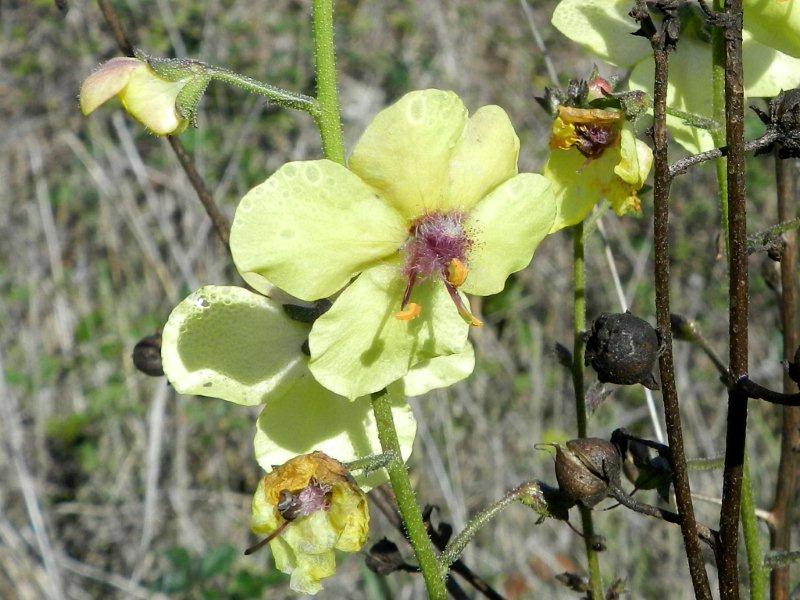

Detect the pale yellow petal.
xmin=231 ymin=159 xmax=407 ymax=301
xmin=348 ymin=89 xmax=468 ymax=220
xmin=442 ymin=105 xmax=519 ymax=212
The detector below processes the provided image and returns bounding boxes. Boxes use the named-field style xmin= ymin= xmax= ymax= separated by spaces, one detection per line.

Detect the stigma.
xmin=394 ymin=212 xmax=481 ymax=326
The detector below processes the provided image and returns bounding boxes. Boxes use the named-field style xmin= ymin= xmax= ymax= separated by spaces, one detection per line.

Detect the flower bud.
xmin=249 ymin=451 xmax=369 ymax=595
xmin=585 ymin=312 xmax=661 ymax=390
xmin=554 ymin=438 xmax=621 ymax=508
xmin=80 ymin=55 xmax=207 ymax=136
xmin=586 ymin=75 xmax=612 ymax=102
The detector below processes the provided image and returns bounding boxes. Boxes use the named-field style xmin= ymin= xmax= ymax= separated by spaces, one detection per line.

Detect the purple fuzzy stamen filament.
xmin=400 ymin=212 xmax=472 ymax=312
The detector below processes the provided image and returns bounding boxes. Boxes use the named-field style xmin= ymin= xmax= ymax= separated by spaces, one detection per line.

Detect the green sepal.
xmin=134 ymin=48 xmax=207 ymax=82
xmin=175 ymin=74 xmax=211 ymax=126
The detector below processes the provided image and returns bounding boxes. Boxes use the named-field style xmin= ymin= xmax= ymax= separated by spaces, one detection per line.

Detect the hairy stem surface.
xmin=311 ymin=0 xmax=345 ymax=164
xmin=371 ymin=390 xmax=447 ymax=600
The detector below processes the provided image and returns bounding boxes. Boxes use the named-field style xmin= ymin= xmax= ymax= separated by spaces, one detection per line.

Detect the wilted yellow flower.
xmin=249 ymin=452 xmax=369 ymax=595
xmin=544 ymin=105 xmax=652 ymax=232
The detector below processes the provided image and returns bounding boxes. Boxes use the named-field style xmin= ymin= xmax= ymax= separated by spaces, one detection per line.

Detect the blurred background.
xmin=1 ymin=0 xmax=796 ymax=598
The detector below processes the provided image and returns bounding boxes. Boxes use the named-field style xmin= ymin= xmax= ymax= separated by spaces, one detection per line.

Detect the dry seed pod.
xmin=554 ymin=438 xmax=621 ymax=508
xmin=585 ymin=312 xmax=661 ymax=390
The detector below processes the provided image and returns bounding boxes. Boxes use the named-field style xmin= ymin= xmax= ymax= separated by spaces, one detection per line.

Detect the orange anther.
xmin=446 ymin=258 xmax=469 ymax=288
xmin=395 ymin=302 xmax=422 ymax=321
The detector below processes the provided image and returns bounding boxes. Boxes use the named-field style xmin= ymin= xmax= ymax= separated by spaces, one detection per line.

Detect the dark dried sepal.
xmin=132 ymin=332 xmax=164 ymax=377
xmin=788 ymin=345 xmax=800 ymax=386
xmin=605 ymin=577 xmax=627 ymax=600
xmin=556 ymin=572 xmax=589 ymax=593
xmin=282 ymin=299 xmax=332 ymax=324
xmin=365 ymin=538 xmax=413 ymax=575
xmin=554 ymin=341 xmax=574 ymax=370
xmin=535 ymin=87 xmax=566 ymax=118
xmin=752 ymin=90 xmax=800 ymax=159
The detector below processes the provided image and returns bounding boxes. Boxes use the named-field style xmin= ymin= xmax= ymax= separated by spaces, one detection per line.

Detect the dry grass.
xmin=1 ymin=0 xmax=795 ymax=598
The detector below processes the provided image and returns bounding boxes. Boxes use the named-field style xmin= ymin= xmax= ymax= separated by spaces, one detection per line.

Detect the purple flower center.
xmin=277 ymin=479 xmax=332 ymax=521
xmin=397 ymin=212 xmax=481 ymax=326
xmin=403 ymin=212 xmax=471 ymax=282
xmin=574 ymin=123 xmax=619 ymax=160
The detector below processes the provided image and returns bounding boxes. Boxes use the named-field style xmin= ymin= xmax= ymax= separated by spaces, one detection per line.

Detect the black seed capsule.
xmin=584 ymin=312 xmax=661 ymax=390
xmin=132 ymin=332 xmax=164 ymax=377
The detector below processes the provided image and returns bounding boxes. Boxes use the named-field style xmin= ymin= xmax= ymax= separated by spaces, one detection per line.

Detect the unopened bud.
xmin=80 ymin=52 xmax=211 ymax=135
xmin=587 ymin=75 xmax=612 ymax=102
xmin=670 ymin=313 xmax=700 ymax=342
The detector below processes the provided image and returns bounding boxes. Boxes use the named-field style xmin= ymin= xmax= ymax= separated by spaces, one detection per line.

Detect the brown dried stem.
xmin=668 ymin=130 xmax=778 ymax=178
xmin=638 ymin=1 xmax=714 ymax=597
xmin=717 ymin=2 xmax=749 ymax=597
xmin=608 ymin=484 xmax=720 ymax=556
xmin=769 ymin=155 xmax=799 ymax=600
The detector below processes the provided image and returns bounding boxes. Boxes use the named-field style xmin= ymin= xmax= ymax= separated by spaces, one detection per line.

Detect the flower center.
xmin=573 ymin=123 xmax=619 ymax=160
xmin=550 ymin=106 xmax=622 ymax=161
xmin=277 ymin=479 xmax=333 ymax=521
xmin=396 ymin=211 xmax=481 ymax=326
xmin=244 ymin=478 xmax=333 ymax=556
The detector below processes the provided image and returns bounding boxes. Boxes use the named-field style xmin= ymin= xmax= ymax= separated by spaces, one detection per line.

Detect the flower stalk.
xmin=571 ymin=223 xmax=604 ymax=600
xmin=371 ymin=389 xmax=447 ymax=600
xmin=309 ymin=6 xmax=442 ymax=594
xmin=311 ymin=0 xmax=345 ymax=164
xmin=201 ymin=64 xmax=320 ymax=116
xmin=438 ymin=482 xmax=549 ymax=572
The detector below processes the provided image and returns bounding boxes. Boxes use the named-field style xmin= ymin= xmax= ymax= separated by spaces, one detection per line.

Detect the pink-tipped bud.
xmin=587 ymin=75 xmax=613 ymax=102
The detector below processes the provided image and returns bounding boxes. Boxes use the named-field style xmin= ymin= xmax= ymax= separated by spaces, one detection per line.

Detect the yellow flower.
xmin=249 ymin=452 xmax=369 ymax=595
xmin=80 ymin=57 xmax=190 ymax=135
xmin=544 ymin=106 xmax=653 ymax=232
xmin=231 ymin=90 xmax=556 ymax=399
